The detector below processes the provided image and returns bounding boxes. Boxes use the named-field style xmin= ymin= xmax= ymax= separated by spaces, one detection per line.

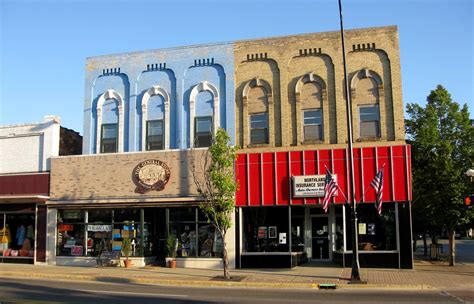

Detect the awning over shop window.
xmin=235 ymin=145 xmax=411 ymax=206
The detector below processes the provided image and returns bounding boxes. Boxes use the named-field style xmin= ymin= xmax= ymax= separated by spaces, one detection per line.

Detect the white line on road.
xmin=77 ymin=289 xmax=189 ymax=298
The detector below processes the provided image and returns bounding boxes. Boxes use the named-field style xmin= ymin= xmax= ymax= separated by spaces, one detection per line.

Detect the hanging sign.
xmin=292 ymin=175 xmax=337 ymax=198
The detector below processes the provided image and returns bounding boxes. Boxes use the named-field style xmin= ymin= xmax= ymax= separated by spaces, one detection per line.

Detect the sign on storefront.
xmin=292 ymin=175 xmax=337 ymax=198
xmin=87 ymin=225 xmax=112 ymax=232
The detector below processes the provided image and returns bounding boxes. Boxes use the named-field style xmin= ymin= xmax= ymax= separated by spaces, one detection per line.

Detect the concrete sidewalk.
xmin=0 ymin=258 xmax=472 ymax=290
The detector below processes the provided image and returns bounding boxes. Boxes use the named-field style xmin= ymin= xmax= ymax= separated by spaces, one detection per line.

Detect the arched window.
xmin=189 ymin=81 xmax=219 ymax=148
xmin=242 ymin=78 xmax=273 ymax=147
xmin=96 ymin=90 xmax=124 ymax=153
xmin=141 ymin=86 xmax=170 ymax=151
xmin=350 ymin=69 xmax=383 ymax=140
xmin=295 ymin=73 xmax=327 ymax=144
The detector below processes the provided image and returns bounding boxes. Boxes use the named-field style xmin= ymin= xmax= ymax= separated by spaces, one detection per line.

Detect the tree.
xmin=191 ymin=128 xmax=238 ymax=279
xmin=406 ymin=85 xmax=474 ymax=266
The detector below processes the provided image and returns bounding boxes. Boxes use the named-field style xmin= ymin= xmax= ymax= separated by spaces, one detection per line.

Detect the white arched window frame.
xmin=189 ymin=81 xmax=220 ymax=147
xmin=141 ymin=85 xmax=170 ymax=150
xmin=96 ymin=89 xmax=124 ymax=153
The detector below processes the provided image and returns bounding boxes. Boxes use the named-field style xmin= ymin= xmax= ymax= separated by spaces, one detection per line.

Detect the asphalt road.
xmin=0 ymin=278 xmax=471 ymax=304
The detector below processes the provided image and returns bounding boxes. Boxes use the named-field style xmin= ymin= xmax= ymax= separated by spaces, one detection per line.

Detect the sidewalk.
xmin=0 ymin=257 xmax=472 ymax=290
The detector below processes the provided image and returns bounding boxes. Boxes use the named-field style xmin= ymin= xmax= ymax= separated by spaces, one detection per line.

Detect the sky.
xmin=0 ymin=0 xmax=472 ymax=134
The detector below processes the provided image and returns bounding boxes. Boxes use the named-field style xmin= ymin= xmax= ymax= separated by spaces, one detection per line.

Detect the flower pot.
xmin=123 ymin=259 xmax=132 ymax=268
xmin=167 ymin=259 xmax=177 ymax=268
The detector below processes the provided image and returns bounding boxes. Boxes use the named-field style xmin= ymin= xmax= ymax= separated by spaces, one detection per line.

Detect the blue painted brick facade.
xmin=83 ymin=42 xmax=235 ymax=154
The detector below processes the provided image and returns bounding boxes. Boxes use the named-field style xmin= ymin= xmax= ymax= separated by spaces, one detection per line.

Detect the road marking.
xmin=77 ymin=289 xmax=188 ymax=298
xmin=440 ymin=291 xmax=465 ymax=303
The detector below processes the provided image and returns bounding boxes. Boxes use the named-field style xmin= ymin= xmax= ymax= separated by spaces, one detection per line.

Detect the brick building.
xmin=48 ymin=26 xmax=413 ymax=269
xmin=0 ymin=116 xmax=81 ymax=264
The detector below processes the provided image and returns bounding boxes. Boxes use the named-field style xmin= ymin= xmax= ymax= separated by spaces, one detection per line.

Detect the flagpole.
xmin=338 ymin=0 xmax=361 ymax=283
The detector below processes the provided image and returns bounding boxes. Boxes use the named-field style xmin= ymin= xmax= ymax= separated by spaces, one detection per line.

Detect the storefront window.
xmin=243 ymin=207 xmax=289 ymax=253
xmin=291 ymin=207 xmax=305 ymax=252
xmin=345 ymin=204 xmax=396 ymax=251
xmin=57 ymin=210 xmax=86 ymax=256
xmin=87 ymin=209 xmax=112 ymax=257
xmin=334 ymin=205 xmax=344 ymax=252
xmin=168 ymin=207 xmax=222 ymax=258
xmin=1 ymin=212 xmax=36 ymax=258
xmin=57 ymin=208 xmax=152 ymax=257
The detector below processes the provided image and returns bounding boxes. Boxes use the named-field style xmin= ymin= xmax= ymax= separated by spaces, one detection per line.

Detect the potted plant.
xmin=166 ymin=235 xmax=177 ymax=268
xmin=122 ymin=237 xmax=132 ymax=268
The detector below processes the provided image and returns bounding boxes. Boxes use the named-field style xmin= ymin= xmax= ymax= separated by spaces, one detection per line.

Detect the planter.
xmin=166 ymin=257 xmax=177 ymax=268
xmin=123 ymin=259 xmax=132 ymax=268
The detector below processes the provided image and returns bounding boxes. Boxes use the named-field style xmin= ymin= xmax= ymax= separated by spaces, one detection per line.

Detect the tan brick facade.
xmin=234 ymin=26 xmax=405 ymax=152
xmin=50 ymin=149 xmax=208 ymax=204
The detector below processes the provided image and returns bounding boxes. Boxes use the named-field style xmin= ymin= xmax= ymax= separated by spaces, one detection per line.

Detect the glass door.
xmin=311 ymin=216 xmax=329 ymax=260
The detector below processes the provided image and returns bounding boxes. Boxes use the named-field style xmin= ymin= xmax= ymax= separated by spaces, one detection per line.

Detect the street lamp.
xmin=338 ymin=0 xmax=362 ymax=283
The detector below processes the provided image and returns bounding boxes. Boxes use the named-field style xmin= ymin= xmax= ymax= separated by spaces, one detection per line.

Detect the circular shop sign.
xmin=133 ymin=159 xmax=171 ymax=194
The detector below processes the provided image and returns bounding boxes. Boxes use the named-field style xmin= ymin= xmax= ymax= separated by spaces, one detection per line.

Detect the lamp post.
xmin=338 ymin=0 xmax=361 ymax=283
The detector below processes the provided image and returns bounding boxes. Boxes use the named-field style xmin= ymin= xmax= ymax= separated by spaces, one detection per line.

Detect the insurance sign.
xmin=292 ymin=174 xmax=337 ymax=198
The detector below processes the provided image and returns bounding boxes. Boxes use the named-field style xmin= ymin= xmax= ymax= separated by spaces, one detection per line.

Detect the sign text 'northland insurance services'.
xmin=292 ymin=175 xmax=337 ymax=198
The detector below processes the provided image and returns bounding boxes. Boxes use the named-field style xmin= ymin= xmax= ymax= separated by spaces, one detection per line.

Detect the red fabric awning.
xmin=235 ymin=145 xmax=412 ymax=206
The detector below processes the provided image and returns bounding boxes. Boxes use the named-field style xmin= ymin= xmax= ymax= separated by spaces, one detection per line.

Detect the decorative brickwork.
xmin=235 ymin=26 xmax=404 ymax=150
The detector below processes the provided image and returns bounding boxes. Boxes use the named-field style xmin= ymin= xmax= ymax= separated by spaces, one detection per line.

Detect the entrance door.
xmin=311 ymin=216 xmax=329 ymax=260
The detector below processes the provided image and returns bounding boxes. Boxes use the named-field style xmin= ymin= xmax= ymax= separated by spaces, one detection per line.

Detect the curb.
xmin=0 ymin=271 xmax=434 ymax=291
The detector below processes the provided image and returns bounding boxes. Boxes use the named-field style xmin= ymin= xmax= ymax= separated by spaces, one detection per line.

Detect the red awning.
xmin=235 ymin=145 xmax=411 ymax=206
xmin=0 ymin=173 xmax=50 ymax=197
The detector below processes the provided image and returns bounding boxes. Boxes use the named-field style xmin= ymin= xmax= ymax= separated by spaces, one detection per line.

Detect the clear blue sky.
xmin=0 ymin=0 xmax=472 ymax=134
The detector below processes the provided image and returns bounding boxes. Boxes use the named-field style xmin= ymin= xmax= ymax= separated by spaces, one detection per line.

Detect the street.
xmin=0 ymin=277 xmax=471 ymax=304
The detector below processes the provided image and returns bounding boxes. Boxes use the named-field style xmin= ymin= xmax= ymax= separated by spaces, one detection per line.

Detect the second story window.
xmin=101 ymin=123 xmax=118 ymax=153
xmin=303 ymin=109 xmax=323 ymax=142
xmin=146 ymin=120 xmax=164 ymax=150
xmin=250 ymin=112 xmax=269 ymax=145
xmin=359 ymin=105 xmax=380 ymax=138
xmin=195 ymin=116 xmax=213 ymax=148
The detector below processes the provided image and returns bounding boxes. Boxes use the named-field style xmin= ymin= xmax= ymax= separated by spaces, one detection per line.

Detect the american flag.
xmin=322 ymin=169 xmax=338 ymax=213
xmin=370 ymin=167 xmax=384 ymax=215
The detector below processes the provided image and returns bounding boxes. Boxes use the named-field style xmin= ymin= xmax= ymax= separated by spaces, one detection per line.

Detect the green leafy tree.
xmin=406 ymin=85 xmax=474 ymax=266
xmin=192 ymin=128 xmax=238 ymax=279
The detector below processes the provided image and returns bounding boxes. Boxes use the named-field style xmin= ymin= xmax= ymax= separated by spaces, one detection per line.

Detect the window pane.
xmin=359 ymin=105 xmax=380 ymax=138
xmin=195 ymin=116 xmax=212 ymax=148
xmin=304 ymin=125 xmax=322 ymax=141
xmin=303 ymin=109 xmax=322 ymax=125
xmin=169 ymin=208 xmax=196 ymax=222
xmin=360 ymin=106 xmax=379 ymax=121
xmin=242 ymin=207 xmax=289 ymax=253
xmin=102 ymin=124 xmax=117 ymax=139
xmin=303 ymin=109 xmax=323 ymax=141
xmin=196 ymin=117 xmax=212 ymax=133
xmin=250 ymin=113 xmax=268 ymax=144
xmin=169 ymin=223 xmax=197 ymax=257
xmin=360 ymin=121 xmax=379 ymax=137
xmin=251 ymin=129 xmax=268 ymax=144
xmin=101 ymin=124 xmax=117 ymax=153
xmin=198 ymin=224 xmax=223 ymax=257
xmin=147 ymin=120 xmax=163 ymax=150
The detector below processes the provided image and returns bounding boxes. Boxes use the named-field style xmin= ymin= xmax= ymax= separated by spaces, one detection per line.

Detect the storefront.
xmin=0 ymin=173 xmax=49 ymax=264
xmin=235 ymin=145 xmax=413 ymax=269
xmin=48 ymin=150 xmax=234 ymax=268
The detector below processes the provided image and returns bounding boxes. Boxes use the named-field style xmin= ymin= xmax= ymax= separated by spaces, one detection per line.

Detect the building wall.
xmin=50 ymin=149 xmax=208 ymax=203
xmin=234 ymin=26 xmax=404 ymax=151
xmin=0 ymin=116 xmax=61 ymax=173
xmin=83 ymin=43 xmax=235 ymax=154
